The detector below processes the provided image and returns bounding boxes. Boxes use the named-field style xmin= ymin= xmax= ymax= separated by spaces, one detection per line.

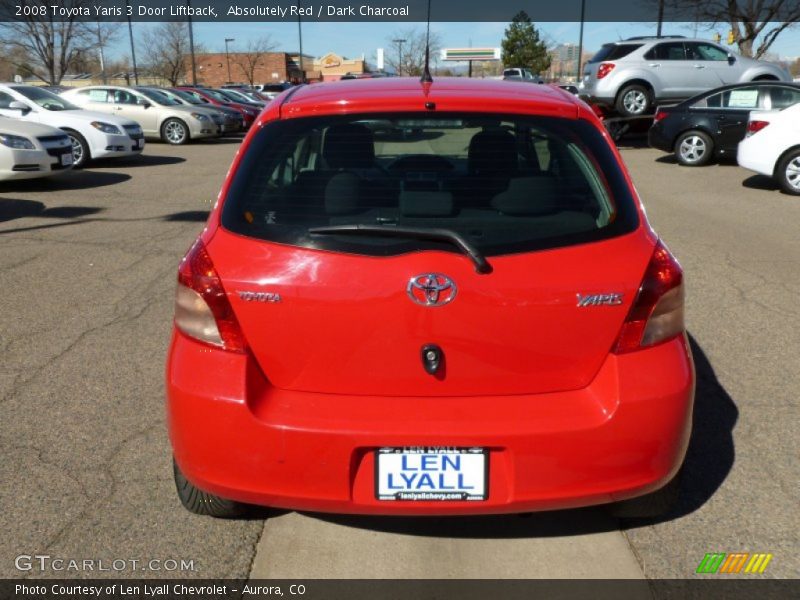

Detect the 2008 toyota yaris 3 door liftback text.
xmin=166 ymin=78 xmax=695 ymax=518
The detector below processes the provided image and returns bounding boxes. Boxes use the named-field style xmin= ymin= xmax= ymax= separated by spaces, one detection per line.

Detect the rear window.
xmin=589 ymin=44 xmax=642 ymax=63
xmin=221 ymin=114 xmax=638 ymax=257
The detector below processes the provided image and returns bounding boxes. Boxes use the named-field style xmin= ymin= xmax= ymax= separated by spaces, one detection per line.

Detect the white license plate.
xmin=376 ymin=447 xmax=487 ymax=501
xmin=61 ymin=153 xmax=73 ymax=166
xmin=137 ymin=139 xmax=144 ymax=148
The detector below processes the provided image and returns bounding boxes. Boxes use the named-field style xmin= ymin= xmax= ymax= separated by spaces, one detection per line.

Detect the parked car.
xmin=62 ymin=85 xmax=221 ymax=145
xmin=0 ymin=117 xmax=74 ymax=181
xmin=167 ymin=77 xmax=694 ymax=519
xmin=502 ymin=68 xmax=543 ymax=83
xmin=214 ymin=87 xmax=267 ymax=108
xmin=738 ymin=102 xmax=800 ymax=194
xmin=257 ymin=82 xmax=293 ymax=99
xmin=649 ymin=82 xmax=800 ymax=166
xmin=144 ymin=87 xmax=243 ymax=134
xmin=175 ymin=87 xmax=259 ymax=130
xmin=580 ymin=36 xmax=791 ymax=117
xmin=0 ymin=83 xmax=143 ymax=167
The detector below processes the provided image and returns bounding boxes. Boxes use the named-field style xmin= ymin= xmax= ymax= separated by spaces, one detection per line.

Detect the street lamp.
xmin=224 ymin=38 xmax=235 ymax=83
xmin=393 ymin=38 xmax=406 ymax=76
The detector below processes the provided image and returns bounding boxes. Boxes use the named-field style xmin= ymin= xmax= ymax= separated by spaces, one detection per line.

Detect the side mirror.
xmin=140 ymin=100 xmax=152 ymax=108
xmin=8 ymin=100 xmax=30 ymax=113
xmin=728 ymin=54 xmax=736 ymax=65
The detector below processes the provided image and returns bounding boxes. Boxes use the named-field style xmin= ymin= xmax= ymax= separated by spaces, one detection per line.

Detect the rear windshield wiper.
xmin=309 ymin=225 xmax=492 ymax=274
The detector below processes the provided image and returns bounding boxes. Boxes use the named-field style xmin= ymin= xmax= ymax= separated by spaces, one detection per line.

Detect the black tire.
xmin=173 ymin=459 xmax=249 ymax=518
xmin=161 ymin=118 xmax=189 ymax=145
xmin=64 ymin=129 xmax=90 ymax=168
xmin=608 ymin=469 xmax=682 ymax=519
xmin=674 ymin=130 xmax=714 ymax=166
xmin=776 ymin=149 xmax=800 ymax=195
xmin=615 ymin=83 xmax=652 ymax=117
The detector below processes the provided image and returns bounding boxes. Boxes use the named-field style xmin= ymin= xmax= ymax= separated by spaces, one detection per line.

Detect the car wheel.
xmin=615 ymin=84 xmax=652 ymax=117
xmin=161 ymin=118 xmax=189 ymax=145
xmin=776 ymin=149 xmax=800 ymax=195
xmin=173 ymin=458 xmax=249 ymax=518
xmin=674 ymin=130 xmax=713 ymax=166
xmin=608 ymin=469 xmax=682 ymax=519
xmin=64 ymin=129 xmax=90 ymax=168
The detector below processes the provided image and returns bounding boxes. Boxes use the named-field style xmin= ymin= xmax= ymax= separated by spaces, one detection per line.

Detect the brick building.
xmin=187 ymin=52 xmax=317 ymax=86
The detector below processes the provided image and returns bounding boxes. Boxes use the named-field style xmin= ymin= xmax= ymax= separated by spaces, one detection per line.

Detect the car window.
xmin=111 ymin=89 xmax=139 ymax=105
xmin=0 ymin=90 xmax=16 ymax=108
xmin=221 ymin=114 xmax=638 ymax=258
xmin=589 ymin=44 xmax=643 ymax=63
xmin=770 ymin=87 xmax=800 ymax=110
xmin=687 ymin=43 xmax=728 ymax=61
xmin=644 ymin=42 xmax=686 ymax=61
xmin=82 ymin=88 xmax=110 ymax=103
xmin=700 ymin=87 xmax=760 ymax=109
xmin=11 ymin=86 xmax=79 ymax=111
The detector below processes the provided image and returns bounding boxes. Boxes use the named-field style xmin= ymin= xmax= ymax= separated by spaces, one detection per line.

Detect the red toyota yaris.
xmin=167 ymin=78 xmax=694 ymax=518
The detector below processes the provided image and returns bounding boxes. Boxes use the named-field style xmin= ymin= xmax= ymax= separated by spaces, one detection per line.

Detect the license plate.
xmin=137 ymin=139 xmax=144 ymax=148
xmin=375 ymin=447 xmax=487 ymax=501
xmin=61 ymin=153 xmax=73 ymax=166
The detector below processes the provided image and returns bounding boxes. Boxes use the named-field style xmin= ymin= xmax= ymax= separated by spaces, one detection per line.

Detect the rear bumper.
xmin=167 ymin=332 xmax=694 ymax=515
xmin=737 ymin=136 xmax=777 ymax=177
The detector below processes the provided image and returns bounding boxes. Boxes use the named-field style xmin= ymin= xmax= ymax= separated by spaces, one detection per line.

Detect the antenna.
xmin=420 ymin=0 xmax=433 ymax=83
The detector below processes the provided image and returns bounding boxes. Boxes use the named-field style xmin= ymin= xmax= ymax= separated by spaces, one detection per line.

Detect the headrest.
xmin=491 ymin=177 xmax=560 ymax=215
xmin=468 ymin=129 xmax=518 ymax=176
xmin=323 ymin=124 xmax=375 ymax=169
xmin=324 ymin=172 xmax=360 ymax=215
xmin=399 ymin=191 xmax=454 ymax=217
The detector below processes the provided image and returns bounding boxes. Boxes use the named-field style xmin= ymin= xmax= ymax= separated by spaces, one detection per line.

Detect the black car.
xmin=648 ymin=82 xmax=800 ymax=166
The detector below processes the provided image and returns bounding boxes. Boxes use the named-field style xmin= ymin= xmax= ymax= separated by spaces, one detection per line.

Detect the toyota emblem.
xmin=407 ymin=274 xmax=457 ymax=307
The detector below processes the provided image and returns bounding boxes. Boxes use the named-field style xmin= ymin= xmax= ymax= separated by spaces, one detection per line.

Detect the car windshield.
xmin=12 ymin=86 xmax=80 ymax=111
xmin=219 ymin=89 xmax=255 ymax=103
xmin=169 ymin=89 xmax=203 ymax=104
xmin=202 ymin=89 xmax=232 ymax=103
xmin=222 ymin=113 xmax=638 ymax=257
xmin=137 ymin=88 xmax=181 ymax=105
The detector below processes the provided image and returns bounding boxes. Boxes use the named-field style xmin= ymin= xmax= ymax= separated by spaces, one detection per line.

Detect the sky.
xmin=106 ymin=21 xmax=800 ymax=65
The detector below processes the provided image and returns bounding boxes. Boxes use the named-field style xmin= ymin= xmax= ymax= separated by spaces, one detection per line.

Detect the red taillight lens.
xmin=175 ymin=239 xmax=246 ymax=353
xmin=653 ymin=109 xmax=668 ymax=123
xmin=613 ymin=241 xmax=685 ymax=354
xmin=746 ymin=120 xmax=769 ymax=136
xmin=597 ymin=63 xmax=616 ymax=79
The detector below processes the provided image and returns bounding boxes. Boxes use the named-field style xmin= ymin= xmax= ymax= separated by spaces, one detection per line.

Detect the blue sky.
xmin=107 ymin=21 xmax=800 ymax=64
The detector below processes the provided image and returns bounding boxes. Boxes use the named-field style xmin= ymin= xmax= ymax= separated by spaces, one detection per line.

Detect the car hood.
xmin=0 ymin=116 xmax=66 ymax=137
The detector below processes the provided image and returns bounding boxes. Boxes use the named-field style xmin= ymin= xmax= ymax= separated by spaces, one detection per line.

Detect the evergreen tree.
xmin=501 ymin=11 xmax=551 ymax=75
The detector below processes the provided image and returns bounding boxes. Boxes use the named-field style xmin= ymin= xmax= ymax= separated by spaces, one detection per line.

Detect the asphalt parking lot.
xmin=0 ymin=135 xmax=797 ymax=581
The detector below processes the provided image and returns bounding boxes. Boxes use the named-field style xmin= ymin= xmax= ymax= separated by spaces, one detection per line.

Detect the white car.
xmin=738 ymin=102 xmax=800 ymax=195
xmin=0 ymin=117 xmax=74 ymax=181
xmin=0 ymin=84 xmax=144 ymax=168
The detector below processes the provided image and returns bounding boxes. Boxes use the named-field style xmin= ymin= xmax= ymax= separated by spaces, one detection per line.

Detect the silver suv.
xmin=579 ymin=36 xmax=790 ymax=117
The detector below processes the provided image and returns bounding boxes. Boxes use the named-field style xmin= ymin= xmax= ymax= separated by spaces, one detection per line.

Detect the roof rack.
xmin=625 ymin=35 xmax=686 ymax=41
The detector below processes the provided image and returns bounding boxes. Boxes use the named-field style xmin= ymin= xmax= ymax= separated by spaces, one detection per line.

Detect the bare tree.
xmin=659 ymin=0 xmax=800 ymax=58
xmin=142 ymin=22 xmax=193 ymax=86
xmin=233 ymin=36 xmax=277 ymax=87
xmin=385 ymin=28 xmax=442 ymax=77
xmin=0 ymin=0 xmax=92 ymax=84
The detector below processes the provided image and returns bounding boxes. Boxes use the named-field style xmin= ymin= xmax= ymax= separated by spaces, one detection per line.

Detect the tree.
xmin=385 ymin=28 xmax=442 ymax=77
xmin=0 ymin=0 xmax=93 ymax=85
xmin=142 ymin=22 xmax=192 ymax=86
xmin=233 ymin=36 xmax=277 ymax=86
xmin=501 ymin=11 xmax=551 ymax=74
xmin=661 ymin=0 xmax=800 ymax=59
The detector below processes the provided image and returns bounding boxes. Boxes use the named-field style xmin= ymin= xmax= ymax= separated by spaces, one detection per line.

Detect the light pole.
xmin=224 ymin=38 xmax=235 ymax=83
xmin=187 ymin=0 xmax=197 ymax=84
xmin=393 ymin=38 xmax=406 ymax=76
xmin=125 ymin=0 xmax=138 ymax=85
xmin=297 ymin=15 xmax=304 ymax=82
xmin=576 ymin=0 xmax=586 ymax=82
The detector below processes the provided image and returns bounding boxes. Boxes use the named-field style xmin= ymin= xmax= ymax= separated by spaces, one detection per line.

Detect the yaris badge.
xmin=407 ymin=274 xmax=457 ymax=307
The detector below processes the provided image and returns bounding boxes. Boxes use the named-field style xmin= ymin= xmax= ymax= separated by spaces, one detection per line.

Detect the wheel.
xmin=173 ymin=458 xmax=249 ymax=517
xmin=615 ymin=84 xmax=652 ymax=117
xmin=64 ymin=129 xmax=90 ymax=168
xmin=608 ymin=469 xmax=682 ymax=519
xmin=161 ymin=118 xmax=189 ymax=145
xmin=674 ymin=130 xmax=713 ymax=166
xmin=776 ymin=149 xmax=800 ymax=195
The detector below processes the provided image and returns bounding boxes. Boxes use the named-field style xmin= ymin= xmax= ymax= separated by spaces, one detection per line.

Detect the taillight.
xmin=613 ymin=241 xmax=685 ymax=354
xmin=746 ymin=120 xmax=769 ymax=136
xmin=174 ymin=239 xmax=246 ymax=353
xmin=653 ymin=108 xmax=668 ymax=123
xmin=597 ymin=63 xmax=616 ymax=79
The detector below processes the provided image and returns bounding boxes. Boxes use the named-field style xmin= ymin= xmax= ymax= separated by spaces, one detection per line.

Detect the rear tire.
xmin=615 ymin=84 xmax=652 ymax=117
xmin=608 ymin=469 xmax=682 ymax=519
xmin=64 ymin=129 xmax=90 ymax=168
xmin=173 ymin=459 xmax=249 ymax=518
xmin=161 ymin=118 xmax=189 ymax=145
xmin=776 ymin=149 xmax=800 ymax=195
xmin=674 ymin=130 xmax=713 ymax=166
